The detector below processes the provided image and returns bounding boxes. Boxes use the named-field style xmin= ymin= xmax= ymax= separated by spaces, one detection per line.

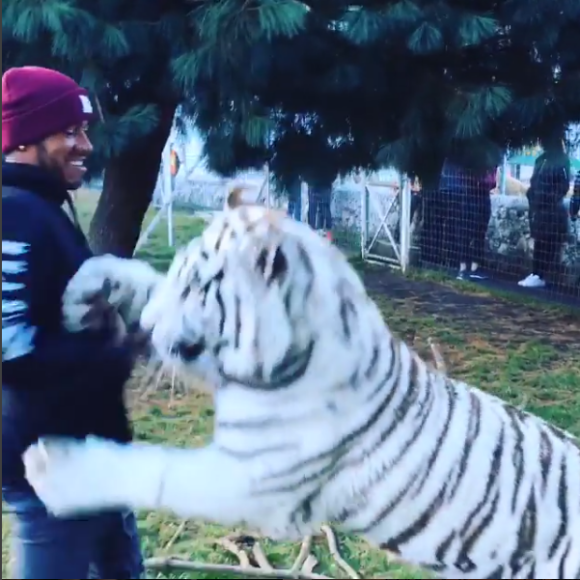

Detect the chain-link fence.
xmin=405 ymin=161 xmax=579 ymax=300
xmin=150 ymin=151 xmax=579 ymax=302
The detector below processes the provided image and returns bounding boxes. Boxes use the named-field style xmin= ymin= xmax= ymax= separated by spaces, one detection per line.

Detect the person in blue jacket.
xmin=2 ymin=66 xmax=145 ymax=578
xmin=439 ymin=159 xmax=497 ymax=280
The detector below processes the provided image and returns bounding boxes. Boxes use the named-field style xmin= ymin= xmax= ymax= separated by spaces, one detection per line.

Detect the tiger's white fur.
xmin=61 ymin=254 xmax=162 ymax=337
xmin=24 ymin=192 xmax=580 ymax=579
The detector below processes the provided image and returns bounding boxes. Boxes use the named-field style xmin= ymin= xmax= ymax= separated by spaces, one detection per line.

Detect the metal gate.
xmin=360 ymin=174 xmax=412 ymax=272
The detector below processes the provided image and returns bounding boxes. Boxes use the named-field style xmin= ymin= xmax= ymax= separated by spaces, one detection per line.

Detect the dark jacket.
xmin=570 ymin=170 xmax=580 ymax=220
xmin=526 ymin=156 xmax=570 ymax=239
xmin=439 ymin=160 xmax=497 ymax=199
xmin=2 ymin=162 xmax=134 ymax=493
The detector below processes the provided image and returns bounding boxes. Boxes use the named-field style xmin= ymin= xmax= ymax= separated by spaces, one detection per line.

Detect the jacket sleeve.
xmin=2 ymin=204 xmax=134 ymax=391
xmin=545 ymin=164 xmax=570 ymax=200
xmin=571 ymin=171 xmax=580 ymax=219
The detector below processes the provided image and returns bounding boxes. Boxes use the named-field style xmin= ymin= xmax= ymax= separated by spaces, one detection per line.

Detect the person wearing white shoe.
xmin=518 ymin=140 xmax=570 ymax=290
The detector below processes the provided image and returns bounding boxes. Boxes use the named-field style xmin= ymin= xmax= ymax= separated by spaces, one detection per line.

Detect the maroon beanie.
xmin=2 ymin=66 xmax=95 ymax=154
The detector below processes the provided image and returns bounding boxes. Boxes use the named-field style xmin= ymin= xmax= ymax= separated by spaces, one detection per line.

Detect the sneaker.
xmin=469 ymin=268 xmax=488 ymax=280
xmin=456 ymin=270 xmax=469 ymax=281
xmin=518 ymin=274 xmax=546 ymax=288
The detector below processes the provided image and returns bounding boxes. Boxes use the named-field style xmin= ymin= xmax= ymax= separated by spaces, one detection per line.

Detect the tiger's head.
xmin=140 ymin=187 xmax=376 ymax=393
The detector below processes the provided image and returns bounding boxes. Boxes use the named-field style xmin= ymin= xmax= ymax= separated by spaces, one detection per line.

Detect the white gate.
xmin=360 ymin=173 xmax=412 ymax=272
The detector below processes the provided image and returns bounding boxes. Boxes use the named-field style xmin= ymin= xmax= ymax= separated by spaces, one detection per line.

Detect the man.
xmin=2 ymin=66 xmax=144 ymax=578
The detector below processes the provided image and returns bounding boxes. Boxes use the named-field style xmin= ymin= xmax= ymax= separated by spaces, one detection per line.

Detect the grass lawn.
xmin=3 ymin=191 xmax=579 ymax=578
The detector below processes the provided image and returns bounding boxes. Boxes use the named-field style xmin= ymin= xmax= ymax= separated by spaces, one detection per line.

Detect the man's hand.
xmin=114 ymin=323 xmax=152 ymax=361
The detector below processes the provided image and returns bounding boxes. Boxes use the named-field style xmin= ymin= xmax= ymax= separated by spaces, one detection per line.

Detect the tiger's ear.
xmin=226 ymin=187 xmax=245 ymax=210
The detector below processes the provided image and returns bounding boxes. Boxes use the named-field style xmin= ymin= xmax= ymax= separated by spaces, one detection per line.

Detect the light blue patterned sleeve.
xmin=2 ymin=239 xmax=37 ymax=361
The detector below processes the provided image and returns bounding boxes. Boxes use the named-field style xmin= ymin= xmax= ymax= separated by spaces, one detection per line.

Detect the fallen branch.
xmin=145 ymin=524 xmax=362 ymax=579
xmin=144 ymin=556 xmax=331 ymax=579
xmin=292 ymin=535 xmax=314 ymax=573
xmin=321 ymin=525 xmax=360 ymax=578
xmin=162 ymin=519 xmax=187 ymax=552
xmin=428 ymin=337 xmax=446 ymax=373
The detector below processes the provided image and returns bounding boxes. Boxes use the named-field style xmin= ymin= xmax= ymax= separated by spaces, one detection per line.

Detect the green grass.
xmin=3 ymin=192 xmax=578 ymax=578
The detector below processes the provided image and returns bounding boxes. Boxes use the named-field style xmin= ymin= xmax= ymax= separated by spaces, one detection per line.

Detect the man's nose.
xmin=76 ymin=130 xmax=93 ymax=154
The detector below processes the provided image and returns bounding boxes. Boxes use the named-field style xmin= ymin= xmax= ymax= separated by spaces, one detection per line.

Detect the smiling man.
xmin=2 ymin=66 xmax=145 ymax=578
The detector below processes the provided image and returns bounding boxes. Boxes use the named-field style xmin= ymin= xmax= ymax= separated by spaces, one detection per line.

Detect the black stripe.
xmin=509 ymin=491 xmax=537 ymax=572
xmin=380 ymin=479 xmax=450 ymax=555
xmin=351 ymin=353 xmax=427 ymax=469
xmin=548 ymin=456 xmax=569 ymax=559
xmin=459 ymin=426 xmax=505 ymax=538
xmin=233 ymin=295 xmax=242 ymax=349
xmin=504 ymin=406 xmax=526 ymax=512
xmin=364 ymin=338 xmax=398 ymax=402
xmin=347 ymin=464 xmax=425 ymax=532
xmin=356 ymin=376 xmax=435 ymax=528
xmin=411 ymin=378 xmax=457 ymax=497
xmin=258 ymin=338 xmax=402 ymax=487
xmin=215 ymin=287 xmax=226 ymax=336
xmin=296 ymin=245 xmax=315 ymax=304
xmin=446 ymin=392 xmax=482 ymax=501
xmin=483 ymin=564 xmax=505 ymax=578
xmin=539 ymin=429 xmax=554 ymax=496
xmin=456 ymin=488 xmax=500 ymax=573
xmin=216 ymin=443 xmax=298 ymax=459
xmin=364 ymin=343 xmax=380 ymax=381
xmin=219 ymin=339 xmax=315 ymax=392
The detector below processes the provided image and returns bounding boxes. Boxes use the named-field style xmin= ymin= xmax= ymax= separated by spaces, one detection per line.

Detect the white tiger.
xmin=23 ymin=190 xmax=580 ymax=579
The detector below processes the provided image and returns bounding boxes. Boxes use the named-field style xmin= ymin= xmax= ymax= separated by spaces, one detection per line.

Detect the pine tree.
xmin=2 ymin=0 xmax=307 ymax=255
xmin=5 ymin=0 xmax=578 ymax=250
xmin=181 ymin=0 xmax=580 ymax=188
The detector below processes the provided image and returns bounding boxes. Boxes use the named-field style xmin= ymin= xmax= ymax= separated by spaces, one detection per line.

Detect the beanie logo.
xmin=79 ymin=95 xmax=93 ymax=114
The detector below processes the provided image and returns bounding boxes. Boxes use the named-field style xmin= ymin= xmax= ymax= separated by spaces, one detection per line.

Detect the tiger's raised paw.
xmin=23 ymin=436 xmax=128 ymax=517
xmin=62 ymin=254 xmax=163 ymax=334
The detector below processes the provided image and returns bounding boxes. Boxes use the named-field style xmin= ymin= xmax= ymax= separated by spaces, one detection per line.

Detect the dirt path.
xmin=362 ymin=269 xmax=580 ymax=352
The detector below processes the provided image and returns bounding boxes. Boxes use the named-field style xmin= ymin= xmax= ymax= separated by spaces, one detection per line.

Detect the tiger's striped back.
xmin=140 ymin=191 xmax=580 ymax=579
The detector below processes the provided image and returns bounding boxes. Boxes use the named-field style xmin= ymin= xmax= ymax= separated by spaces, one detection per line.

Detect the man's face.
xmin=35 ymin=123 xmax=93 ymax=189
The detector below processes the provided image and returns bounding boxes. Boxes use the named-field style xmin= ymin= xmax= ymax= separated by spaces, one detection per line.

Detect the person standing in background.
xmin=419 ymin=185 xmax=449 ymax=266
xmin=304 ymin=164 xmax=336 ymax=240
xmin=2 ymin=65 xmax=145 ymax=578
xmin=570 ymin=169 xmax=580 ymax=222
xmin=440 ymin=159 xmax=496 ymax=280
xmin=518 ymin=145 xmax=570 ymax=289
xmin=286 ymin=176 xmax=302 ymax=221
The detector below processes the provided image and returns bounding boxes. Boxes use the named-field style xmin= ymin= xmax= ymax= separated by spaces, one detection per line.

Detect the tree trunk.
xmin=88 ymin=107 xmax=176 ymax=257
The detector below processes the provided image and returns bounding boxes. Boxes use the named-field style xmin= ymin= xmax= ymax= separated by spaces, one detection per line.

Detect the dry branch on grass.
xmin=145 ymin=526 xmax=362 ymax=579
xmin=428 ymin=338 xmax=446 ymax=373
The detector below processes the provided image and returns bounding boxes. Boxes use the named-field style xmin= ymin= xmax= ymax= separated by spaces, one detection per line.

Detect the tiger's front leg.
xmin=22 ymin=436 xmax=284 ymax=535
xmin=62 ymin=254 xmax=163 ymax=335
